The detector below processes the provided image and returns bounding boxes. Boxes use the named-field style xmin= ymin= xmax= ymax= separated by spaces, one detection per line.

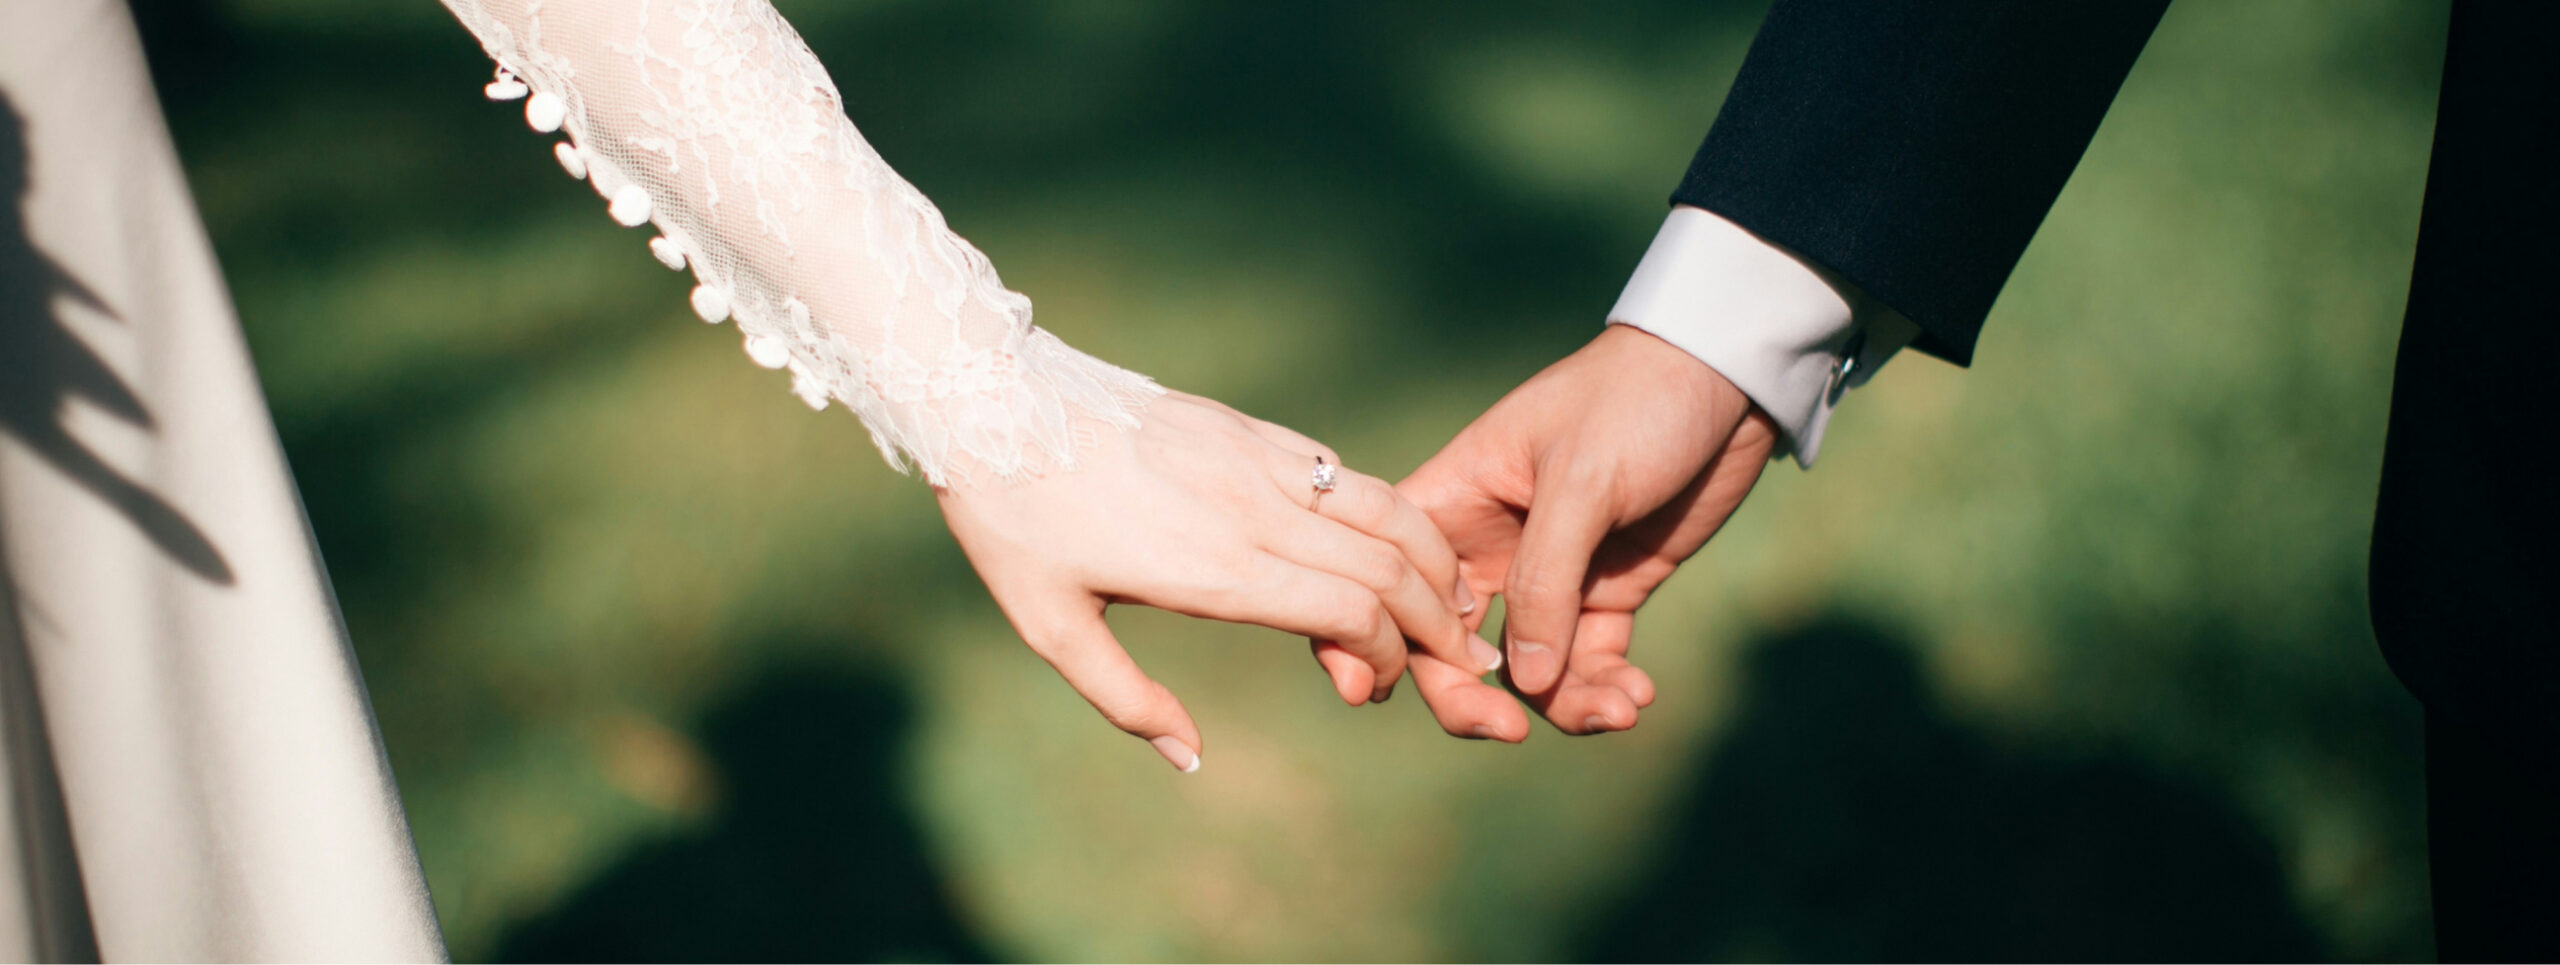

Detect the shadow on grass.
xmin=496 ymin=659 xmax=994 ymax=963
xmin=1578 ymin=616 xmax=2328 ymax=962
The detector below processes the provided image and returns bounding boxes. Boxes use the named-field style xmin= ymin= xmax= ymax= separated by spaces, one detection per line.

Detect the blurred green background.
xmin=134 ymin=0 xmax=2441 ymax=959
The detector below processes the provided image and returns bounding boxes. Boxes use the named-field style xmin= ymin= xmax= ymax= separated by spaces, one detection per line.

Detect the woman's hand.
xmin=936 ymin=391 xmax=1503 ymax=772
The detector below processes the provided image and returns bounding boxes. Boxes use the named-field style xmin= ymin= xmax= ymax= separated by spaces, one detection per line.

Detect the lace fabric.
xmin=437 ymin=0 xmax=1162 ymax=486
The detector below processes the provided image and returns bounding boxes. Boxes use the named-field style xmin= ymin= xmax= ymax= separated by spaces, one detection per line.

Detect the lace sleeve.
xmin=435 ymin=0 xmax=1161 ymax=487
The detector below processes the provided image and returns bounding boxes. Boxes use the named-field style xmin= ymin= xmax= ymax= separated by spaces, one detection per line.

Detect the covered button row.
xmin=485 ymin=65 xmax=819 ymax=406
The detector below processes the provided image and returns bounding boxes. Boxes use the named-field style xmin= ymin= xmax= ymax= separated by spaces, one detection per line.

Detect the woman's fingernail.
xmin=1582 ymin=716 xmax=1611 ymax=733
xmin=1469 ymin=724 xmax=1501 ymax=741
xmin=1468 ymin=635 xmax=1503 ymax=674
xmin=1149 ymin=736 xmax=1201 ymax=773
xmin=1455 ymin=581 xmax=1477 ymax=615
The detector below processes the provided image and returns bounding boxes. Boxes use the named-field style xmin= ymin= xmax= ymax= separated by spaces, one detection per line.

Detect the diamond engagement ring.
xmin=1310 ymin=456 xmax=1338 ymax=508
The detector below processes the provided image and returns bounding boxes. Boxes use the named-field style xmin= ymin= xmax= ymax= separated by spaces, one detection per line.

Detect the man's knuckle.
xmin=1508 ymin=570 xmax=1574 ymax=610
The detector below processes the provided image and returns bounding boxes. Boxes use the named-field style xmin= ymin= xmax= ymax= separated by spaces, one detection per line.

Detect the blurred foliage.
xmin=140 ymin=0 xmax=2440 ymax=959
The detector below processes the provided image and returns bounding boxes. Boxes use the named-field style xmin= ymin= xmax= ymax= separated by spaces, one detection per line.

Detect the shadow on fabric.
xmin=0 ymin=531 xmax=102 ymax=962
xmin=1575 ymin=616 xmax=2329 ymax=962
xmin=494 ymin=659 xmax=995 ymax=963
xmin=0 ymin=87 xmax=231 ymax=586
xmin=0 ymin=86 xmax=107 ymax=964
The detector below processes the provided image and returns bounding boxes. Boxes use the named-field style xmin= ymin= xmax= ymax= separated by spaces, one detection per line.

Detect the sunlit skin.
xmin=1396 ymin=324 xmax=1776 ymax=740
xmin=936 ymin=390 xmax=1500 ymax=771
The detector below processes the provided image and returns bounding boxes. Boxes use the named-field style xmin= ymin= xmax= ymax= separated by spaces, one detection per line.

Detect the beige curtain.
xmin=0 ymin=1 xmax=444 ymax=960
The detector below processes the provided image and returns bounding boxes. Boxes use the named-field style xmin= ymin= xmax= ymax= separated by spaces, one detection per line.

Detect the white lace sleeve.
xmin=436 ymin=0 xmax=1161 ymax=487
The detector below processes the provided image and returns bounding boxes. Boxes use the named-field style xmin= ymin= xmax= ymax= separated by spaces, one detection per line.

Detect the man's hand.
xmin=1395 ymin=324 xmax=1777 ymax=739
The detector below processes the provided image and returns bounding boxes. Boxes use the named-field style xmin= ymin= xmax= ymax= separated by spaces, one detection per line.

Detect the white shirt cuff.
xmin=1607 ymin=205 xmax=1920 ymax=467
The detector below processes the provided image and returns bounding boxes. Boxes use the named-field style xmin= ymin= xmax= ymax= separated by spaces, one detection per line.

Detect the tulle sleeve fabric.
xmin=437 ymin=0 xmax=1162 ymax=487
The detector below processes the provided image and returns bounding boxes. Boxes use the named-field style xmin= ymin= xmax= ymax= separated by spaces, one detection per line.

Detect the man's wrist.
xmin=1590 ymin=323 xmax=1758 ymax=430
xmin=1607 ymin=205 xmax=1915 ymax=466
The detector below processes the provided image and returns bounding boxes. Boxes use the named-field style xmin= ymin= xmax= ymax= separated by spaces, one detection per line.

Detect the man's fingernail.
xmin=1469 ymin=725 xmax=1501 ymax=740
xmin=1582 ymin=715 xmax=1611 ymax=733
xmin=1371 ymin=685 xmax=1394 ymax=704
xmin=1149 ymin=736 xmax=1200 ymax=773
xmin=1455 ymin=581 xmax=1477 ymax=615
xmin=1468 ymin=635 xmax=1503 ymax=674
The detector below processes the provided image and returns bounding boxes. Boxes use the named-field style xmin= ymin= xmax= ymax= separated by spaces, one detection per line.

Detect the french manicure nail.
xmin=1149 ymin=736 xmax=1201 ymax=773
xmin=1468 ymin=635 xmax=1503 ymax=674
xmin=1455 ymin=581 xmax=1477 ymax=615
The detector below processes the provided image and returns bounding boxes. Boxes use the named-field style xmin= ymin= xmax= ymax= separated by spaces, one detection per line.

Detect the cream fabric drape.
xmin=0 ymin=1 xmax=444 ymax=960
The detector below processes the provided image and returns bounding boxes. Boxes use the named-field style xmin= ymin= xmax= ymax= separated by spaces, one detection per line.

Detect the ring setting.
xmin=1311 ymin=456 xmax=1338 ymax=501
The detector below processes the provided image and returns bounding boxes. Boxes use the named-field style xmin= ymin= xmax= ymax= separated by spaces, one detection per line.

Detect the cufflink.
xmin=1825 ymin=330 xmax=1868 ymax=407
xmin=1833 ymin=330 xmax=1868 ymax=382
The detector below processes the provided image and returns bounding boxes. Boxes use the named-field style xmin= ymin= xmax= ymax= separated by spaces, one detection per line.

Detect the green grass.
xmin=161 ymin=0 xmax=2441 ymax=959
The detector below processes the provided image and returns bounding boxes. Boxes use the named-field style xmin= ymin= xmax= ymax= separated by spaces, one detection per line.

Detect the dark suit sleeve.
xmin=1676 ymin=0 xmax=2171 ymax=365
